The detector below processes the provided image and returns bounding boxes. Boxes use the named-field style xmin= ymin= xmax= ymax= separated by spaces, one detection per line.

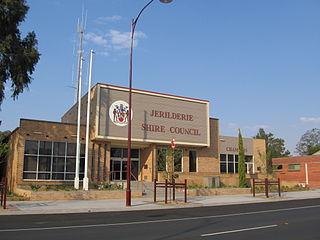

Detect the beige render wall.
xmin=197 ymin=118 xmax=219 ymax=173
xmin=253 ymin=138 xmax=267 ymax=174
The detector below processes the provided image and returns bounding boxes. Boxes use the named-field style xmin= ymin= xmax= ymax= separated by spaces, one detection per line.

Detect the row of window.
xmin=220 ymin=154 xmax=254 ymax=174
xmin=273 ymin=164 xmax=301 ymax=171
xmin=23 ymin=140 xmax=85 ymax=181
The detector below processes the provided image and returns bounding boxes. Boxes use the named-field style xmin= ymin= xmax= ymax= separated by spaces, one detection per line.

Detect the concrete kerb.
xmin=0 ymin=190 xmax=319 ymax=216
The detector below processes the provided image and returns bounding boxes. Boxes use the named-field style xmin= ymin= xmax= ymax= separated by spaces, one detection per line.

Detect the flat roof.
xmin=97 ymin=83 xmax=210 ymax=103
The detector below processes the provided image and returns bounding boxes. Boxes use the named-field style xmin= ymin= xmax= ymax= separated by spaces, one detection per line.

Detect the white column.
xmin=305 ymin=163 xmax=309 ymax=186
xmin=83 ymin=50 xmax=94 ymax=191
xmin=74 ymin=56 xmax=83 ymax=189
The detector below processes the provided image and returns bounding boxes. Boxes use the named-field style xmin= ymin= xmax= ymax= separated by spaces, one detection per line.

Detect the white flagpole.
xmin=83 ymin=50 xmax=94 ymax=191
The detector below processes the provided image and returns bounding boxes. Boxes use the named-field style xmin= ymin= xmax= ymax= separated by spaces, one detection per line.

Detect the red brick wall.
xmin=273 ymin=155 xmax=320 ymax=187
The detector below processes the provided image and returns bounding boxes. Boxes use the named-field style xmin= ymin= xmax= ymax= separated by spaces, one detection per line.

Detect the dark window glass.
xmin=174 ymin=150 xmax=182 ymax=172
xmin=67 ymin=143 xmax=76 ymax=156
xmin=157 ymin=149 xmax=167 ymax=171
xmin=273 ymin=165 xmax=283 ymax=171
xmin=245 ymin=156 xmax=253 ymax=162
xmin=66 ymin=158 xmax=76 ymax=172
xmin=38 ymin=156 xmax=51 ymax=171
xmin=220 ymin=154 xmax=226 ymax=161
xmin=52 ymin=157 xmax=65 ymax=172
xmin=23 ymin=156 xmax=37 ymax=171
xmin=228 ymin=162 xmax=234 ymax=173
xmin=80 ymin=144 xmax=85 ymax=158
xmin=53 ymin=142 xmax=65 ymax=156
xmin=38 ymin=173 xmax=50 ymax=180
xmin=25 ymin=140 xmax=38 ymax=155
xmin=65 ymin=173 xmax=75 ymax=180
xmin=228 ymin=154 xmax=234 ymax=164
xmin=111 ymin=148 xmax=122 ymax=158
xmin=23 ymin=173 xmax=36 ymax=179
xmin=131 ymin=149 xmax=139 ymax=158
xmin=235 ymin=155 xmax=239 ymax=163
xmin=131 ymin=161 xmax=139 ymax=180
xmin=235 ymin=163 xmax=239 ymax=173
xmin=39 ymin=141 xmax=52 ymax=155
xmin=52 ymin=173 xmax=64 ymax=180
xmin=220 ymin=162 xmax=226 ymax=173
xmin=80 ymin=158 xmax=85 ymax=173
xmin=189 ymin=151 xmax=197 ymax=172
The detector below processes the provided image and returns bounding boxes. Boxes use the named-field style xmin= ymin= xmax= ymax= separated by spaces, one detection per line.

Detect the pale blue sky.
xmin=1 ymin=0 xmax=320 ymax=154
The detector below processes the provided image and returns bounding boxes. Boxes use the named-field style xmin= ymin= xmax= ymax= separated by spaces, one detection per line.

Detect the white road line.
xmin=201 ymin=224 xmax=278 ymax=237
xmin=0 ymin=204 xmax=319 ymax=233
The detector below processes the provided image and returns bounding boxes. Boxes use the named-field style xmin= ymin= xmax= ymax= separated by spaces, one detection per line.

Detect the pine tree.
xmin=238 ymin=128 xmax=247 ymax=187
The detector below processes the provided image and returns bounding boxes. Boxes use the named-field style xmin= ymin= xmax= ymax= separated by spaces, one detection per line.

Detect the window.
xmin=220 ymin=154 xmax=254 ymax=174
xmin=189 ymin=151 xmax=197 ymax=172
xmin=288 ymin=164 xmax=300 ymax=171
xmin=23 ymin=140 xmax=85 ymax=181
xmin=273 ymin=165 xmax=283 ymax=171
xmin=220 ymin=154 xmax=226 ymax=173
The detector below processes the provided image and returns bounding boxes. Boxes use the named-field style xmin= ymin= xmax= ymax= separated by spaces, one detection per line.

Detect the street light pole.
xmin=126 ymin=0 xmax=173 ymax=207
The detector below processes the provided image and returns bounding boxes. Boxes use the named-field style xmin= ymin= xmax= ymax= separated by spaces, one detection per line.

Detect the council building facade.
xmin=5 ymin=83 xmax=266 ymax=193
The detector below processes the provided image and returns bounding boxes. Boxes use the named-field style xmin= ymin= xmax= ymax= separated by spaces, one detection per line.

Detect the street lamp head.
xmin=159 ymin=0 xmax=173 ymax=3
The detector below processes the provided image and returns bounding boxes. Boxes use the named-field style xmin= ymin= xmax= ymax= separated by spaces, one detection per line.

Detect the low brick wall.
xmin=15 ymin=188 xmax=142 ymax=201
xmin=187 ymin=188 xmax=251 ymax=197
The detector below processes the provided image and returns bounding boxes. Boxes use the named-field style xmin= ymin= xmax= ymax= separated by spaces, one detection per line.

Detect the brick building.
xmin=5 ymin=83 xmax=266 ymax=193
xmin=272 ymin=155 xmax=320 ymax=187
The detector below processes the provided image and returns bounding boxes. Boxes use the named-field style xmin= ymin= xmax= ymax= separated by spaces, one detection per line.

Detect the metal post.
xmin=83 ymin=50 xmax=94 ymax=191
xmin=173 ymin=179 xmax=175 ymax=201
xmin=265 ymin=178 xmax=269 ymax=198
xmin=278 ymin=178 xmax=281 ymax=197
xmin=184 ymin=179 xmax=187 ymax=203
xmin=252 ymin=178 xmax=256 ymax=197
xmin=154 ymin=179 xmax=157 ymax=202
xmin=165 ymin=179 xmax=168 ymax=204
xmin=3 ymin=178 xmax=6 ymax=209
xmin=125 ymin=0 xmax=172 ymax=206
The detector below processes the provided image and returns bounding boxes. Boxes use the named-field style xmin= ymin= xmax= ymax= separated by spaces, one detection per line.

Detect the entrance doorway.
xmin=110 ymin=148 xmax=140 ymax=181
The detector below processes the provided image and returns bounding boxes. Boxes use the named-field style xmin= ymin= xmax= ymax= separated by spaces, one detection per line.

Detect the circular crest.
xmin=109 ymin=100 xmax=131 ymax=127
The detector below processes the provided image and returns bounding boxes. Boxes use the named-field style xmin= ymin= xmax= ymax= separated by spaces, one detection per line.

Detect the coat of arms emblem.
xmin=109 ymin=100 xmax=131 ymax=126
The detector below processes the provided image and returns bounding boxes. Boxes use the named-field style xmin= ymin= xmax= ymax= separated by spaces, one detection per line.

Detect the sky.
xmin=1 ymin=0 xmax=320 ymax=155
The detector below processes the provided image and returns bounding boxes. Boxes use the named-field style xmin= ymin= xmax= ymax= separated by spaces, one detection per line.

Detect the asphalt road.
xmin=1 ymin=198 xmax=320 ymax=240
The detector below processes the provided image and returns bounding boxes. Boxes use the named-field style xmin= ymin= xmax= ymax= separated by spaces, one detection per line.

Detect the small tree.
xmin=157 ymin=147 xmax=182 ymax=182
xmin=238 ymin=129 xmax=247 ymax=188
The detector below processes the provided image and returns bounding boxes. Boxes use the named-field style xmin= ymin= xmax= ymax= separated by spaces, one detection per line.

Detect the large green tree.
xmin=0 ymin=0 xmax=40 ymax=106
xmin=296 ymin=128 xmax=320 ymax=155
xmin=254 ymin=128 xmax=290 ymax=173
xmin=238 ymin=129 xmax=247 ymax=187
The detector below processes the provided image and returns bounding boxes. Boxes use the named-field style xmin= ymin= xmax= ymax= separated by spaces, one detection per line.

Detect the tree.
xmin=0 ymin=0 xmax=40 ymax=106
xmin=238 ymin=129 xmax=247 ymax=188
xmin=0 ymin=131 xmax=11 ymax=179
xmin=254 ymin=128 xmax=290 ymax=174
xmin=157 ymin=147 xmax=182 ymax=181
xmin=296 ymin=128 xmax=320 ymax=155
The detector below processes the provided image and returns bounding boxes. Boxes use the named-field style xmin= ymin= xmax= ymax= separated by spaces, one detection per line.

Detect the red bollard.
xmin=154 ymin=179 xmax=157 ymax=202
xmin=173 ymin=179 xmax=175 ymax=201
xmin=184 ymin=179 xmax=187 ymax=203
xmin=165 ymin=179 xmax=168 ymax=204
xmin=265 ymin=178 xmax=269 ymax=198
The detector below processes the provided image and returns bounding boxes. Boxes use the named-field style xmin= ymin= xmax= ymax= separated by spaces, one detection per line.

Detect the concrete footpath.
xmin=1 ymin=189 xmax=320 ymax=215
